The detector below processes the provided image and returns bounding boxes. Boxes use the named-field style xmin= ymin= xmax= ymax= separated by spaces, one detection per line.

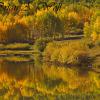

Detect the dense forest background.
xmin=0 ymin=0 xmax=99 ymax=43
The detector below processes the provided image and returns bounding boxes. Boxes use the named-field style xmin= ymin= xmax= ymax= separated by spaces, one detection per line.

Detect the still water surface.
xmin=0 ymin=55 xmax=100 ymax=100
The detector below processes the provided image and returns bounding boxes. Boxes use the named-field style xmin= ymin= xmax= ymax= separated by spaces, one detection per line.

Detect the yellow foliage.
xmin=35 ymin=9 xmax=48 ymax=17
xmin=44 ymin=41 xmax=89 ymax=65
xmin=58 ymin=8 xmax=68 ymax=19
xmin=0 ymin=22 xmax=8 ymax=31
xmin=91 ymin=32 xmax=98 ymax=42
xmin=68 ymin=12 xmax=80 ymax=21
xmin=16 ymin=16 xmax=33 ymax=25
xmin=94 ymin=17 xmax=100 ymax=33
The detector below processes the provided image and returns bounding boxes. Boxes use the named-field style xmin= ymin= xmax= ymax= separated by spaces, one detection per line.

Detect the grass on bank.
xmin=0 ymin=43 xmax=35 ymax=56
xmin=0 ymin=56 xmax=34 ymax=62
xmin=0 ymin=43 xmax=33 ymax=50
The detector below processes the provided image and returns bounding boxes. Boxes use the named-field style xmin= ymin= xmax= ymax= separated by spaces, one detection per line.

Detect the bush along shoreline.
xmin=42 ymin=39 xmax=100 ymax=70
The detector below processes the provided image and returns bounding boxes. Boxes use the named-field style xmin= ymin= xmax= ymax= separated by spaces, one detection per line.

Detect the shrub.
xmin=70 ymin=50 xmax=90 ymax=65
xmin=44 ymin=41 xmax=91 ymax=66
xmin=51 ymin=49 xmax=60 ymax=63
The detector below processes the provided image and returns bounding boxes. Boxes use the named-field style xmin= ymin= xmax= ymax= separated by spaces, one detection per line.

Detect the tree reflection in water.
xmin=0 ymin=56 xmax=99 ymax=99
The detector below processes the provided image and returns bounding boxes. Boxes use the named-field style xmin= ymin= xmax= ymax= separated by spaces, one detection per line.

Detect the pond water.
xmin=0 ymin=55 xmax=100 ymax=100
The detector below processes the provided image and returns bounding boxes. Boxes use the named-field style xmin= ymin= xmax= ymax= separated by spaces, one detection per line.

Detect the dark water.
xmin=0 ymin=56 xmax=100 ymax=100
